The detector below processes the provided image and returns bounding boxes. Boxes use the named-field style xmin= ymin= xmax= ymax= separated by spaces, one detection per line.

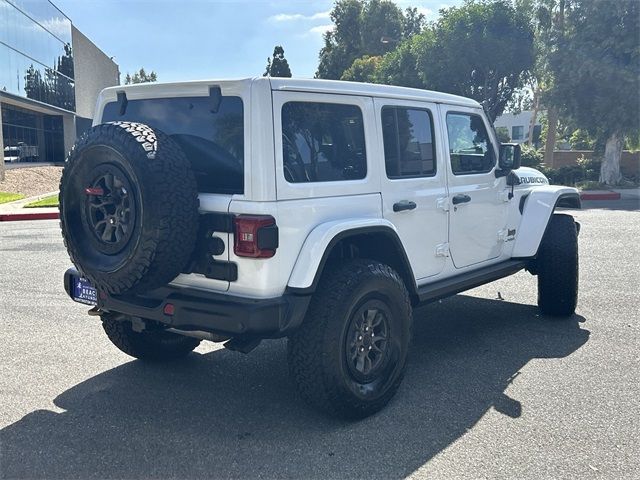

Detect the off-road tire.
xmin=59 ymin=122 xmax=199 ymax=295
xmin=102 ymin=314 xmax=200 ymax=361
xmin=288 ymin=260 xmax=412 ymax=419
xmin=536 ymin=214 xmax=579 ymax=317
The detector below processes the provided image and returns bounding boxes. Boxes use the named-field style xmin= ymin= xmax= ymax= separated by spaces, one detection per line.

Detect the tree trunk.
xmin=544 ymin=107 xmax=559 ymax=167
xmin=599 ymin=132 xmax=623 ymax=185
xmin=527 ymin=88 xmax=540 ymax=145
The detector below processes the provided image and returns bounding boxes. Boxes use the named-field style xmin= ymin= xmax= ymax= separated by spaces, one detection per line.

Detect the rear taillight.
xmin=233 ymin=215 xmax=278 ymax=258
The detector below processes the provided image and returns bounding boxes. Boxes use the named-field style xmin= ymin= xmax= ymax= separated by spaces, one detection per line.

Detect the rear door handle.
xmin=393 ymin=200 xmax=417 ymax=212
xmin=452 ymin=194 xmax=471 ymax=205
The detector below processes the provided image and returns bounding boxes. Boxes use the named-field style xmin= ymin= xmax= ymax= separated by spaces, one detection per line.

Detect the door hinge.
xmin=435 ymin=243 xmax=450 ymax=257
xmin=437 ymin=197 xmax=450 ymax=212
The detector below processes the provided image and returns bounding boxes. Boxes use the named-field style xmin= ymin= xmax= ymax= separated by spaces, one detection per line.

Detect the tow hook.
xmin=87 ymin=306 xmax=102 ymax=316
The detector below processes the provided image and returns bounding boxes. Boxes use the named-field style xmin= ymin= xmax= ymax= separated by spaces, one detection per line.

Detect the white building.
xmin=494 ymin=110 xmax=542 ymax=145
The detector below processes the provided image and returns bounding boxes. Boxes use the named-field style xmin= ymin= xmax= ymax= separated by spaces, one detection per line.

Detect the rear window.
xmin=102 ymin=96 xmax=244 ymax=194
xmin=281 ymin=102 xmax=367 ymax=183
xmin=381 ymin=106 xmax=436 ymax=178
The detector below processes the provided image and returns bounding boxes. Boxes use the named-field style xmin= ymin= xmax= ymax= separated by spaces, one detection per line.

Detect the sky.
xmin=54 ymin=0 xmax=462 ymax=83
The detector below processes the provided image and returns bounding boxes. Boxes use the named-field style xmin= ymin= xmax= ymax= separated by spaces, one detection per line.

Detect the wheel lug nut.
xmin=368 ymin=346 xmax=372 ymax=350
xmin=359 ymin=347 xmax=364 ymax=352
xmin=358 ymin=335 xmax=362 ymax=340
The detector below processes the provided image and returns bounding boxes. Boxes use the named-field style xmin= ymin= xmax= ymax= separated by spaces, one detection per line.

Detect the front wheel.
xmin=536 ymin=214 xmax=579 ymax=317
xmin=102 ymin=314 xmax=200 ymax=361
xmin=287 ymin=260 xmax=412 ymax=419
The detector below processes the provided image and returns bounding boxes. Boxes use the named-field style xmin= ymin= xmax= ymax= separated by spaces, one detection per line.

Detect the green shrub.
xmin=495 ymin=127 xmax=510 ymax=143
xmin=519 ymin=144 xmax=543 ymax=168
xmin=540 ymin=155 xmax=601 ymax=186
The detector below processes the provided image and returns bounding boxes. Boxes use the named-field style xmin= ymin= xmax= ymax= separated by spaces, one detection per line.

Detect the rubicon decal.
xmin=519 ymin=176 xmax=548 ymax=184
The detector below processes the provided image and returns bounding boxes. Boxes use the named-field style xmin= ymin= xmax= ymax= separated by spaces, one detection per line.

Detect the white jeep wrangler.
xmin=61 ymin=78 xmax=580 ymax=418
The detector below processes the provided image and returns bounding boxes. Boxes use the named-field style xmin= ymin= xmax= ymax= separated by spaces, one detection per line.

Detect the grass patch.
xmin=24 ymin=194 xmax=59 ymax=208
xmin=0 ymin=192 xmax=25 ymax=204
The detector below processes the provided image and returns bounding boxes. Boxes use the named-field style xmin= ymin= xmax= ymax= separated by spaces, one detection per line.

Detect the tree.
xmin=417 ymin=0 xmax=535 ymax=121
xmin=344 ymin=1 xmax=534 ymax=120
xmin=546 ymin=0 xmax=639 ymax=184
xmin=375 ymin=32 xmax=431 ymax=88
xmin=341 ymin=55 xmax=381 ymax=82
xmin=124 ymin=68 xmax=158 ymax=84
xmin=316 ymin=0 xmax=405 ymax=79
xmin=402 ymin=7 xmax=426 ymax=38
xmin=521 ymin=0 xmax=569 ymax=166
xmin=264 ymin=46 xmax=292 ymax=77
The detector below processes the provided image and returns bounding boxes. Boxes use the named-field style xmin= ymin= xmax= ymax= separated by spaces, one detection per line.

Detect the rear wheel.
xmin=287 ymin=260 xmax=412 ymax=419
xmin=101 ymin=314 xmax=200 ymax=361
xmin=536 ymin=214 xmax=579 ymax=317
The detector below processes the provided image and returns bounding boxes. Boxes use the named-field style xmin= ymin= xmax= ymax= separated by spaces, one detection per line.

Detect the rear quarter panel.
xmin=228 ymin=194 xmax=382 ymax=298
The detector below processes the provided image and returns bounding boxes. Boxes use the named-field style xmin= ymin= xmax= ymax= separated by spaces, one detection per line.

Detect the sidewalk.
xmin=0 ymin=191 xmax=59 ymax=221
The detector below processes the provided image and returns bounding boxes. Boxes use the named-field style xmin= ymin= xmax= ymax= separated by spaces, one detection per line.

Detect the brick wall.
xmin=551 ymin=150 xmax=640 ymax=177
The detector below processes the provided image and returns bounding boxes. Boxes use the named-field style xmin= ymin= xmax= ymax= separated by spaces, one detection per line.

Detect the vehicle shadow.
xmin=1 ymin=295 xmax=589 ymax=479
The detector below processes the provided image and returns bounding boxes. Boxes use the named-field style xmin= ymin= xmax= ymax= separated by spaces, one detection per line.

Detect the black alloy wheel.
xmin=83 ymin=164 xmax=137 ymax=255
xmin=346 ymin=302 xmax=391 ymax=382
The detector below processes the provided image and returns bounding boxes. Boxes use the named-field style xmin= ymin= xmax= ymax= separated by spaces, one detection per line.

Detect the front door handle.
xmin=452 ymin=194 xmax=471 ymax=205
xmin=393 ymin=200 xmax=417 ymax=212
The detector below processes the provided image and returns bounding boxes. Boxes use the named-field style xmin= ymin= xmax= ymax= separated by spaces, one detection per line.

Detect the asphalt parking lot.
xmin=1 ymin=199 xmax=638 ymax=479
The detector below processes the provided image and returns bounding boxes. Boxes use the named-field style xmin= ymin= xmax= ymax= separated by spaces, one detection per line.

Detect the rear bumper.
xmin=63 ymin=268 xmax=310 ymax=339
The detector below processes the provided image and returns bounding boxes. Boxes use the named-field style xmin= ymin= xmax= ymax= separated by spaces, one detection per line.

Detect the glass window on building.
xmin=0 ymin=0 xmax=75 ymax=111
xmin=2 ymin=103 xmax=65 ymax=163
xmin=512 ymin=125 xmax=525 ymax=141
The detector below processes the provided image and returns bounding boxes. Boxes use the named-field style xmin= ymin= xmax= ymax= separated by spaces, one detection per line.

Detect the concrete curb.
xmin=0 ymin=211 xmax=59 ymax=222
xmin=0 ymin=190 xmax=59 ymax=221
xmin=580 ymin=191 xmax=622 ymax=201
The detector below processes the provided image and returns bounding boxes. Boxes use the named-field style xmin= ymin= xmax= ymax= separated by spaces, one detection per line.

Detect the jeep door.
xmin=375 ymin=98 xmax=448 ymax=280
xmin=439 ymin=105 xmax=508 ymax=268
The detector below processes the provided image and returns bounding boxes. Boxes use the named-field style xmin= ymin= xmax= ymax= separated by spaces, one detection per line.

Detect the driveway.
xmin=0 ymin=202 xmax=638 ymax=479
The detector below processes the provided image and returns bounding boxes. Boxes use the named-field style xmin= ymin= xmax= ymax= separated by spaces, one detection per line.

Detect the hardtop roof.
xmin=268 ymin=77 xmax=481 ymax=108
xmin=103 ymin=77 xmax=481 ymax=109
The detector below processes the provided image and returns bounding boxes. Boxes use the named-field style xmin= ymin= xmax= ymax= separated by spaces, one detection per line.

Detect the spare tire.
xmin=59 ymin=122 xmax=199 ymax=295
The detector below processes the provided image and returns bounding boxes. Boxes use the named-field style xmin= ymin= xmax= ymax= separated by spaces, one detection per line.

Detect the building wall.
xmin=551 ymin=150 xmax=640 ymax=177
xmin=0 ymin=101 xmax=4 ymax=179
xmin=72 ymin=26 xmax=119 ymax=121
xmin=494 ymin=111 xmax=542 ymax=144
xmin=2 ymin=1 xmax=118 ymax=165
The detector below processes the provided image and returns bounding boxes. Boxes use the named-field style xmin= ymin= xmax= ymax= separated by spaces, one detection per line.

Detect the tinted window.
xmin=281 ymin=102 xmax=367 ymax=183
xmin=382 ymin=107 xmax=436 ymax=178
xmin=446 ymin=113 xmax=495 ymax=175
xmin=102 ymin=96 xmax=244 ymax=194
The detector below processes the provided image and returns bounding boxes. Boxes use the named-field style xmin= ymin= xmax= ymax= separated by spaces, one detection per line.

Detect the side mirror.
xmin=499 ymin=143 xmax=521 ymax=171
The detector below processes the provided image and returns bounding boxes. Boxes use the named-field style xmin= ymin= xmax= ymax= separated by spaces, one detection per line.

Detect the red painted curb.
xmin=580 ymin=192 xmax=621 ymax=201
xmin=0 ymin=211 xmax=59 ymax=222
